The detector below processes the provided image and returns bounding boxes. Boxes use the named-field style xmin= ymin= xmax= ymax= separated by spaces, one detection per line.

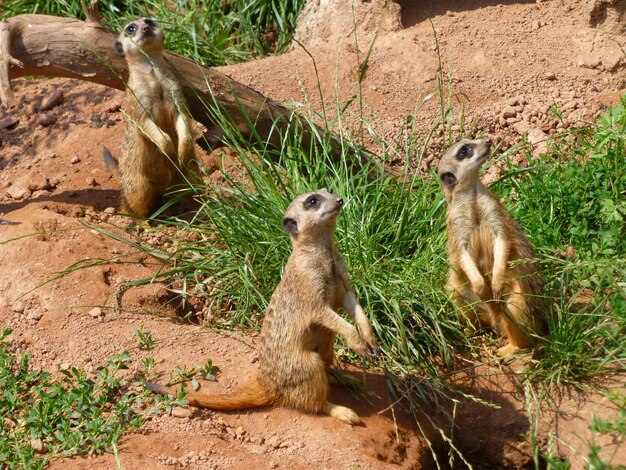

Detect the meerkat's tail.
xmin=102 ymin=146 xmax=119 ymax=173
xmin=145 ymin=378 xmax=272 ymax=410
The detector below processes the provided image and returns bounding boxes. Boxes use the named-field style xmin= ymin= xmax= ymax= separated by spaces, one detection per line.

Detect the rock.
xmin=70 ymin=156 xmax=81 ymax=164
xmin=294 ymin=0 xmax=402 ymax=48
xmin=528 ymin=128 xmax=548 ymax=156
xmin=106 ymin=102 xmax=122 ymax=113
xmin=36 ymin=114 xmax=57 ymax=127
xmin=563 ymin=100 xmax=579 ymax=111
xmin=266 ymin=436 xmax=282 ymax=450
xmin=501 ymin=106 xmax=517 ymax=119
xmin=103 ymin=207 xmax=116 ymax=214
xmin=6 ymin=185 xmax=30 ymax=200
xmin=0 ymin=116 xmax=18 ymax=130
xmin=544 ymin=72 xmax=557 ymax=81
xmin=88 ymin=307 xmax=103 ymax=318
xmin=27 ymin=173 xmax=52 ymax=192
xmin=604 ymin=56 xmax=624 ymax=73
xmin=38 ymin=90 xmax=64 ymax=112
xmin=513 ymin=121 xmax=531 ymax=135
xmin=578 ymin=58 xmax=602 ymax=69
xmin=527 ymin=128 xmax=547 ymax=145
xmin=30 ymin=439 xmax=48 ymax=454
xmin=11 ymin=301 xmax=25 ymax=313
xmin=26 ymin=103 xmax=38 ymax=115
xmin=27 ymin=310 xmax=44 ymax=321
xmin=171 ymin=406 xmax=192 ymax=418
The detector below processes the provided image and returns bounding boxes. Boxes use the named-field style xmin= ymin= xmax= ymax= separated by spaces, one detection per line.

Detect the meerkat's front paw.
xmin=471 ymin=277 xmax=489 ymax=299
xmin=363 ymin=333 xmax=381 ymax=355
xmin=491 ymin=276 xmax=505 ymax=300
xmin=349 ymin=334 xmax=370 ymax=358
xmin=158 ymin=136 xmax=176 ymax=157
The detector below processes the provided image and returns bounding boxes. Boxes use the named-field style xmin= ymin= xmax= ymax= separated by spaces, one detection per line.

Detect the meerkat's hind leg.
xmin=493 ymin=292 xmax=533 ymax=357
xmin=324 ymin=402 xmax=361 ymax=425
xmin=327 ymin=368 xmax=363 ymax=388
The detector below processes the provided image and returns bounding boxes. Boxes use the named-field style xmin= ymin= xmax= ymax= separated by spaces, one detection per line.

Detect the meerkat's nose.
xmin=336 ymin=198 xmax=344 ymax=205
xmin=484 ymin=137 xmax=493 ymax=146
xmin=142 ymin=24 xmax=151 ymax=32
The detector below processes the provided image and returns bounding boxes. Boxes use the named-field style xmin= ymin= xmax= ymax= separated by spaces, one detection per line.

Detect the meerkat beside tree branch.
xmin=147 ymin=189 xmax=379 ymax=424
xmin=108 ymin=18 xmax=200 ymax=218
xmin=438 ymin=138 xmax=547 ymax=357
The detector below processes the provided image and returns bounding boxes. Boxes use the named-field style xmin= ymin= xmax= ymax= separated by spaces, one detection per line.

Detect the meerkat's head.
xmin=115 ymin=18 xmax=165 ymax=58
xmin=282 ymin=188 xmax=343 ymax=244
xmin=438 ymin=137 xmax=493 ymax=192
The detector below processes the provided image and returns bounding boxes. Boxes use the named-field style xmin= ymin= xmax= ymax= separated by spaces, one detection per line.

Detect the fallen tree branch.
xmin=0 ymin=11 xmax=307 ymax=146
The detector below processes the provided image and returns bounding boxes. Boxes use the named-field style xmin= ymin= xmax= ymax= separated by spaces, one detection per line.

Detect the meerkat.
xmin=438 ymin=138 xmax=546 ymax=357
xmin=109 ymin=18 xmax=199 ymax=218
xmin=147 ymin=188 xmax=379 ymax=424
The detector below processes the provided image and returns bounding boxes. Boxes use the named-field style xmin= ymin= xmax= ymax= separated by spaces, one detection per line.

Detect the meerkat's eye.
xmin=144 ymin=18 xmax=156 ymax=26
xmin=304 ymin=195 xmax=322 ymax=209
xmin=458 ymin=145 xmax=473 ymax=160
xmin=125 ymin=23 xmax=137 ymax=34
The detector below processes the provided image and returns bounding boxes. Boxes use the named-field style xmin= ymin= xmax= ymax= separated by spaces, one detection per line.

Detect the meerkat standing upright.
xmin=111 ymin=18 xmax=199 ymax=218
xmin=147 ymin=189 xmax=379 ymax=424
xmin=438 ymin=138 xmax=546 ymax=357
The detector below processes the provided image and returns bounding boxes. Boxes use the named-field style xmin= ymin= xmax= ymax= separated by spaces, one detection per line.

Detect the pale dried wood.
xmin=0 ymin=13 xmax=309 ymax=146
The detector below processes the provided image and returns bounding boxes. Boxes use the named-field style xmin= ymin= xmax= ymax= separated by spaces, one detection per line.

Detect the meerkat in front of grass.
xmin=148 ymin=188 xmax=379 ymax=424
xmin=108 ymin=18 xmax=199 ymax=218
xmin=438 ymin=138 xmax=546 ymax=357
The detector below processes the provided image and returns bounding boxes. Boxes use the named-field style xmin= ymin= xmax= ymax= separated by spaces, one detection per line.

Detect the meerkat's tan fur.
xmin=438 ymin=138 xmax=546 ymax=357
xmin=114 ymin=18 xmax=198 ymax=217
xmin=147 ymin=189 xmax=379 ymax=424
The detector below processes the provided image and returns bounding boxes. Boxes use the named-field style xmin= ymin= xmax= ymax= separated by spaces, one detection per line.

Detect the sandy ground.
xmin=0 ymin=0 xmax=625 ymax=468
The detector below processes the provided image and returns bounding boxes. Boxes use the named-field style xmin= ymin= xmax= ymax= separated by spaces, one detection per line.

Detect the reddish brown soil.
xmin=1 ymin=0 xmax=625 ymax=468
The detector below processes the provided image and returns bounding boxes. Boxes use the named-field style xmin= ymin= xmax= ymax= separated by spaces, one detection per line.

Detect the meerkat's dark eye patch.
xmin=125 ymin=23 xmax=137 ymax=35
xmin=456 ymin=145 xmax=473 ymax=160
xmin=143 ymin=18 xmax=156 ymax=26
xmin=282 ymin=217 xmax=298 ymax=235
xmin=440 ymin=172 xmax=457 ymax=187
xmin=303 ymin=194 xmax=323 ymax=210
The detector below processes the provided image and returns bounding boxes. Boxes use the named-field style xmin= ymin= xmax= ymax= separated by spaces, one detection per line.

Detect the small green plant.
xmin=158 ymin=359 xmax=221 ymax=392
xmin=0 ymin=327 xmax=147 ymax=470
xmin=134 ymin=324 xmax=155 ymax=350
xmin=142 ymin=356 xmax=155 ymax=371
xmin=197 ymin=358 xmax=220 ymax=381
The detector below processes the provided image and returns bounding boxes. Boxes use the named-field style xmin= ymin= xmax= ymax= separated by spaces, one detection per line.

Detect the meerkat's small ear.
xmin=440 ymin=172 xmax=457 ymax=187
xmin=282 ymin=217 xmax=298 ymax=235
xmin=114 ymin=40 xmax=124 ymax=55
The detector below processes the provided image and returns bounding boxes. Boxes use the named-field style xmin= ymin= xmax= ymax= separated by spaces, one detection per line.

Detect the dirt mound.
xmin=1 ymin=0 xmax=625 ymax=468
xmin=221 ymin=0 xmax=624 ymax=176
